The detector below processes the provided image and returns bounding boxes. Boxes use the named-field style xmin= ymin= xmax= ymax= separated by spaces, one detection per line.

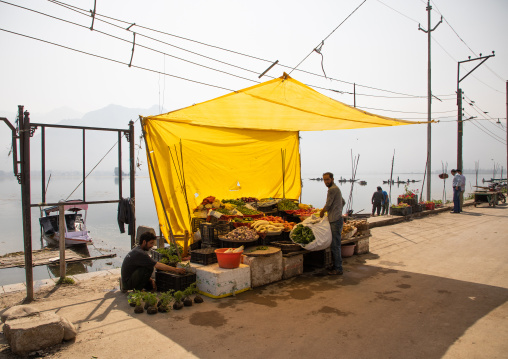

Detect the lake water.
xmin=0 ymin=172 xmax=469 ymax=286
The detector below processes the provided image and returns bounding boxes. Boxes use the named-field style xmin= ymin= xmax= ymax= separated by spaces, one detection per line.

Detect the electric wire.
xmin=0 ymin=27 xmax=236 ymax=93
xmin=5 ymin=0 xmax=446 ymax=101
xmin=463 ymin=95 xmax=506 ymax=135
xmin=0 ymin=27 xmax=453 ymax=120
xmin=463 ymin=110 xmax=506 ymax=144
xmin=46 ymin=0 xmax=450 ymax=99
xmin=430 ymin=0 xmax=506 ymax=83
xmin=467 ymin=119 xmax=506 ymax=146
xmin=371 ymin=0 xmax=505 ymax=93
xmin=376 ymin=0 xmax=419 ymax=24
xmin=288 ymin=0 xmax=367 ymax=75
xmin=0 ymin=0 xmax=261 ymax=85
xmin=355 ymin=105 xmax=456 ymax=115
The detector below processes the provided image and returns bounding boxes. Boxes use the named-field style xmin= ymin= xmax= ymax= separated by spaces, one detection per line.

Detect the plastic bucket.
xmin=215 ymin=248 xmax=243 ymax=269
xmin=341 ymin=243 xmax=356 ymax=258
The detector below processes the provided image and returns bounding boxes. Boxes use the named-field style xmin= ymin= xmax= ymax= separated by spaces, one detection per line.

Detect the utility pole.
xmin=457 ymin=52 xmax=495 ymax=170
xmin=506 ymin=80 xmax=507 ymax=181
xmin=19 ymin=107 xmax=34 ymax=302
xmin=419 ymin=1 xmax=442 ymax=201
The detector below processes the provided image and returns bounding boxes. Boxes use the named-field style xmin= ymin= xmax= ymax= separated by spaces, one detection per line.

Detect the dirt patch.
xmin=189 ymin=311 xmax=227 ymax=328
xmin=314 ymin=306 xmax=352 ymax=317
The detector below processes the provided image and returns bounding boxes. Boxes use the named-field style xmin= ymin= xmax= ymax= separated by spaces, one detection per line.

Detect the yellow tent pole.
xmin=139 ymin=117 xmax=181 ymax=261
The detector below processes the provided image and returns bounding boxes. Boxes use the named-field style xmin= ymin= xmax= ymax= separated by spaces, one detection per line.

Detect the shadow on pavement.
xmin=112 ymin=255 xmax=508 ymax=359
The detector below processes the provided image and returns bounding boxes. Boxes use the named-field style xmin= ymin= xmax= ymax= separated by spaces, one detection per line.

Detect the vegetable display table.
xmin=473 ymin=191 xmax=500 ymax=207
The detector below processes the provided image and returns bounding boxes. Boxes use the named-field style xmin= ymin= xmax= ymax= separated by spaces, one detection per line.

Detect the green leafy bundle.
xmin=290 ymin=224 xmax=315 ymax=244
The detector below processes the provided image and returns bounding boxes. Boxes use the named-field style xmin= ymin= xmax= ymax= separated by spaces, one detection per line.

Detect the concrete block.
xmin=33 ymin=279 xmax=56 ymax=291
xmin=196 ymin=263 xmax=251 ymax=298
xmin=4 ymin=312 xmax=64 ymax=355
xmin=1 ymin=305 xmax=40 ymax=323
xmin=2 ymin=283 xmax=26 ymax=294
xmin=282 ymin=254 xmax=303 ymax=280
xmin=243 ymin=252 xmax=283 ymax=288
xmin=136 ymin=225 xmax=156 ymax=245
xmin=60 ymin=316 xmax=77 ymax=341
xmin=355 ymin=237 xmax=370 ymax=254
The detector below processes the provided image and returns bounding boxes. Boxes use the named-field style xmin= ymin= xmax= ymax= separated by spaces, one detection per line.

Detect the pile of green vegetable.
xmin=236 ymin=206 xmax=262 ymax=215
xmin=155 ymin=243 xmax=183 ymax=265
xmin=290 ymin=224 xmax=315 ymax=244
xmin=222 ymin=199 xmax=246 ymax=206
xmin=278 ymin=199 xmax=299 ymax=211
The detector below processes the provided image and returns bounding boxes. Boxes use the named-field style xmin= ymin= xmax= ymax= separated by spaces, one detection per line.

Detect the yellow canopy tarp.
xmin=142 ymin=74 xmax=418 ymax=240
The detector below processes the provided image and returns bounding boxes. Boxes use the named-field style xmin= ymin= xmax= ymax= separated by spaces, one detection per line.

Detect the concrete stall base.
xmin=195 ymin=263 xmax=251 ymax=298
xmin=242 ymin=251 xmax=283 ymax=288
xmin=282 ymin=254 xmax=303 ymax=280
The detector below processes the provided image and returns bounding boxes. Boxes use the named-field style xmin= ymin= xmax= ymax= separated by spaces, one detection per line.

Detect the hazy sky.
xmin=1 ymin=0 xmax=507 ymax=179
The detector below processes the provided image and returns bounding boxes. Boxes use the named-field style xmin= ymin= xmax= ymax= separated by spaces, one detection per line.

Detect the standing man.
xmin=319 ymin=172 xmax=344 ymax=276
xmin=451 ymin=169 xmax=461 ymax=213
xmin=121 ymin=232 xmax=186 ymax=291
xmin=381 ymin=188 xmax=389 ymax=215
xmin=457 ymin=169 xmax=466 ymax=211
xmin=372 ymin=186 xmax=384 ymax=216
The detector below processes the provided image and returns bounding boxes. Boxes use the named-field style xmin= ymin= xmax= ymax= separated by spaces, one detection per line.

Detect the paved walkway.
xmin=1 ymin=203 xmax=506 ymax=359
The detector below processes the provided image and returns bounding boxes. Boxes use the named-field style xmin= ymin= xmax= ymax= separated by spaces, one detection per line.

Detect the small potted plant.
xmin=190 ymin=283 xmax=204 ymax=304
xmin=173 ymin=290 xmax=184 ymax=310
xmin=144 ymin=292 xmax=159 ymax=315
xmin=128 ymin=291 xmax=144 ymax=314
xmin=127 ymin=291 xmax=137 ymax=307
xmin=158 ymin=290 xmax=174 ymax=313
xmin=182 ymin=286 xmax=194 ymax=307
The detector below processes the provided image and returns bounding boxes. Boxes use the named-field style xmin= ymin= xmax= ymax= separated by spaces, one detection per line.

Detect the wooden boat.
xmin=39 ymin=200 xmax=93 ymax=246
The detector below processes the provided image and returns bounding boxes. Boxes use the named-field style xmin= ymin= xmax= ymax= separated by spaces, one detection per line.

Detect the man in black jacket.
xmin=372 ymin=186 xmax=384 ymax=216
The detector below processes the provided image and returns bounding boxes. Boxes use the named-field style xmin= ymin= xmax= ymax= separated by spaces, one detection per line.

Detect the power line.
xmin=356 ymin=105 xmax=456 ymax=115
xmin=1 ymin=0 xmax=261 ymax=84
xmin=16 ymin=0 xmax=447 ymax=102
xmin=463 ymin=110 xmax=506 ymax=143
xmin=289 ymin=0 xmax=367 ymax=74
xmin=430 ymin=0 xmax=506 ymax=83
xmin=376 ymin=0 xmax=419 ymax=24
xmin=0 ymin=27 xmax=236 ymax=92
xmin=467 ymin=118 xmax=506 ymax=145
xmin=47 ymin=0 xmax=444 ymax=99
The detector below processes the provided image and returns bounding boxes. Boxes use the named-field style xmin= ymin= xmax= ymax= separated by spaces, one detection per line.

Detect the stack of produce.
xmin=239 ymin=197 xmax=258 ymax=203
xmin=284 ymin=208 xmax=319 ymax=216
xmin=341 ymin=222 xmax=356 ymax=239
xmin=290 ymin=224 xmax=315 ymax=244
xmin=277 ymin=199 xmax=299 ymax=211
xmin=236 ymin=206 xmax=262 ymax=216
xmin=258 ymin=215 xmax=296 ymax=232
xmin=195 ymin=196 xmax=221 ymax=210
xmin=346 ymin=219 xmax=368 ymax=231
xmin=222 ymin=199 xmax=245 ymax=206
xmin=224 ymin=227 xmax=258 ymax=241
xmin=251 ymin=220 xmax=284 ymax=234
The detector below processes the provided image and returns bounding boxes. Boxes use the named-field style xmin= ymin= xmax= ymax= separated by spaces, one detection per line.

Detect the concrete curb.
xmin=368 ymin=201 xmax=476 ymax=229
xmin=1 ymin=268 xmax=121 ymax=295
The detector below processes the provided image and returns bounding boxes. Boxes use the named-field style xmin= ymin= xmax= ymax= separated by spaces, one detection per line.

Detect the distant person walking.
xmin=457 ymin=169 xmax=466 ymax=211
xmin=451 ymin=169 xmax=461 ymax=213
xmin=381 ymin=188 xmax=389 ymax=215
xmin=372 ymin=186 xmax=383 ymax=216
